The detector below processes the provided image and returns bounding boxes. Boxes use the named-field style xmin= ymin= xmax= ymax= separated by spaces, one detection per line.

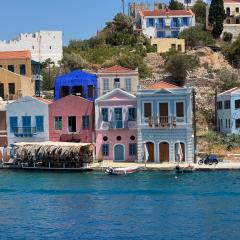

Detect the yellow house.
xmin=0 ymin=51 xmax=34 ymax=100
xmin=151 ymin=38 xmax=185 ymax=53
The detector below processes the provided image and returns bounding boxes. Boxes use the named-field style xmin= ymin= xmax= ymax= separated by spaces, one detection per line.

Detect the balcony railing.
xmin=14 ymin=127 xmax=37 ymax=137
xmin=109 ymin=121 xmax=128 ymax=129
xmin=148 ymin=116 xmax=177 ymax=128
xmin=113 ymin=83 xmax=120 ymax=89
xmin=60 ymin=134 xmax=82 ymax=143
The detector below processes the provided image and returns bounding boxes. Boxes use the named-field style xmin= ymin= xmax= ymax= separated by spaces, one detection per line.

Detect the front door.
xmin=146 ymin=142 xmax=154 ymax=162
xmin=114 ymin=144 xmax=124 ymax=161
xmin=114 ymin=108 xmax=123 ymax=128
xmin=159 ymin=142 xmax=169 ymax=162
xmin=0 ymin=83 xmax=4 ymax=99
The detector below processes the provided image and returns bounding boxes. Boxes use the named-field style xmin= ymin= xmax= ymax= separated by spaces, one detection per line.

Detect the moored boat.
xmin=175 ymin=164 xmax=195 ymax=173
xmin=105 ymin=166 xmax=139 ymax=175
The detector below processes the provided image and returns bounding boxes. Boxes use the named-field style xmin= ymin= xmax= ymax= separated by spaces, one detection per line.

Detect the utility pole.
xmin=192 ymin=88 xmax=197 ymax=163
xmin=122 ymin=0 xmax=125 ymax=14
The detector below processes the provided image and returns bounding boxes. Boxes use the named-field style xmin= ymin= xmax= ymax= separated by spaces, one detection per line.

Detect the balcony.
xmin=148 ymin=116 xmax=177 ymax=128
xmin=14 ymin=127 xmax=37 ymax=137
xmin=109 ymin=121 xmax=128 ymax=129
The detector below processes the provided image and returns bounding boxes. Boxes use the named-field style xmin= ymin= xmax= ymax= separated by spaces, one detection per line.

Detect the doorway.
xmin=159 ymin=142 xmax=169 ymax=162
xmin=146 ymin=142 xmax=154 ymax=162
xmin=114 ymin=144 xmax=124 ymax=161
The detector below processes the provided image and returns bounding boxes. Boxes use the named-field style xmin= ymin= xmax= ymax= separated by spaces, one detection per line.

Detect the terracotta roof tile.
xmin=140 ymin=9 xmax=194 ymax=17
xmin=145 ymin=81 xmax=180 ymax=90
xmin=99 ymin=65 xmax=132 ymax=73
xmin=0 ymin=51 xmax=31 ymax=59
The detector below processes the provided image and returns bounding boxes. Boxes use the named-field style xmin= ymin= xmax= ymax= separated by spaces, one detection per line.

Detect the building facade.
xmin=135 ymin=9 xmax=195 ymax=38
xmin=217 ymin=88 xmax=240 ymax=134
xmin=49 ymin=95 xmax=94 ymax=143
xmin=0 ymin=31 xmax=62 ymax=64
xmin=97 ymin=65 xmax=139 ymax=96
xmin=151 ymin=38 xmax=185 ymax=53
xmin=6 ymin=96 xmax=50 ymax=145
xmin=54 ymin=70 xmax=98 ymax=101
xmin=95 ymin=88 xmax=138 ymax=162
xmin=137 ymin=82 xmax=193 ymax=163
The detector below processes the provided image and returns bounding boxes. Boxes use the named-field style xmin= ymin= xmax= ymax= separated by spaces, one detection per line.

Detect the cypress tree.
xmin=208 ymin=0 xmax=225 ymax=38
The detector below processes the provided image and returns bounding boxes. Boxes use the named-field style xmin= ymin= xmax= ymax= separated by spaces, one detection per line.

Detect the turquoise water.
xmin=0 ymin=170 xmax=240 ymax=240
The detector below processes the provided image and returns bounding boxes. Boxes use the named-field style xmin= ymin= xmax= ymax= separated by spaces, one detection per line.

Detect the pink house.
xmin=95 ymin=88 xmax=137 ymax=161
xmin=49 ymin=95 xmax=94 ymax=143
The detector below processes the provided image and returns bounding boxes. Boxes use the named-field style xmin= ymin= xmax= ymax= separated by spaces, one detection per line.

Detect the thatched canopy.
xmin=13 ymin=142 xmax=94 ymax=163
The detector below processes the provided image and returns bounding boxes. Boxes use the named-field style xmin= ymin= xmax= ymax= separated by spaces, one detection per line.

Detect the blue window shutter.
xmin=36 ymin=116 xmax=44 ymax=132
xmin=10 ymin=117 xmax=18 ymax=133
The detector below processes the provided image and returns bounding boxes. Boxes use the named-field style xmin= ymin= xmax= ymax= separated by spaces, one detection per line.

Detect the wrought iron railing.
xmin=148 ymin=116 xmax=177 ymax=128
xmin=14 ymin=127 xmax=37 ymax=137
xmin=109 ymin=121 xmax=128 ymax=129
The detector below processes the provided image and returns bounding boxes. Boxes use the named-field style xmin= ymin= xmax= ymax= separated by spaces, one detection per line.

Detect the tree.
xmin=223 ymin=32 xmax=233 ymax=42
xmin=179 ymin=25 xmax=215 ymax=48
xmin=208 ymin=0 xmax=225 ymax=38
xmin=192 ymin=1 xmax=207 ymax=25
xmin=168 ymin=0 xmax=185 ymax=10
xmin=165 ymin=53 xmax=199 ymax=86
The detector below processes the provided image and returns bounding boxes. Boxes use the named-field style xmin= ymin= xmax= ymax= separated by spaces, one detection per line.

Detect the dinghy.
xmin=175 ymin=164 xmax=195 ymax=173
xmin=105 ymin=166 xmax=139 ymax=175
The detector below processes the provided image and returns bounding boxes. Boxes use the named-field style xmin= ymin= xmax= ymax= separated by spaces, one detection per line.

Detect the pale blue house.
xmin=137 ymin=82 xmax=193 ymax=163
xmin=217 ymin=88 xmax=240 ymax=134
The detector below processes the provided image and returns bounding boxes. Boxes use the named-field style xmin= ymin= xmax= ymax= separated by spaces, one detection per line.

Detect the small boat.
xmin=175 ymin=164 xmax=195 ymax=173
xmin=105 ymin=166 xmax=139 ymax=175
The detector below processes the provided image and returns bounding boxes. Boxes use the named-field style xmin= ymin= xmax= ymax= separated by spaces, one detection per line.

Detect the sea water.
xmin=0 ymin=170 xmax=240 ymax=240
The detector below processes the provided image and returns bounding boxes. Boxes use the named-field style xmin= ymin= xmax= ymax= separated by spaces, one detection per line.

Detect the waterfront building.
xmin=0 ymin=31 xmax=63 ymax=65
xmin=49 ymin=95 xmax=94 ymax=143
xmin=6 ymin=96 xmax=50 ymax=145
xmin=217 ymin=87 xmax=240 ymax=134
xmin=135 ymin=9 xmax=195 ymax=39
xmin=0 ymin=50 xmax=43 ymax=99
xmin=54 ymin=70 xmax=98 ymax=101
xmin=97 ymin=65 xmax=139 ymax=96
xmin=137 ymin=82 xmax=193 ymax=163
xmin=0 ymin=99 xmax=7 ymax=147
xmin=95 ymin=88 xmax=137 ymax=161
xmin=151 ymin=38 xmax=185 ymax=53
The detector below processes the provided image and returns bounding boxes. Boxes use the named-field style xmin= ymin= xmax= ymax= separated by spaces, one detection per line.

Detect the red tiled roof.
xmin=145 ymin=81 xmax=180 ymax=90
xmin=0 ymin=51 xmax=31 ymax=60
xmin=99 ymin=65 xmax=132 ymax=73
xmin=140 ymin=9 xmax=194 ymax=17
xmin=32 ymin=96 xmax=52 ymax=104
xmin=224 ymin=0 xmax=240 ymax=2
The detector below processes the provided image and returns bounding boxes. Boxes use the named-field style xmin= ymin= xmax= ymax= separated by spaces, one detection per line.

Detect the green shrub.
xmin=223 ymin=32 xmax=233 ymax=42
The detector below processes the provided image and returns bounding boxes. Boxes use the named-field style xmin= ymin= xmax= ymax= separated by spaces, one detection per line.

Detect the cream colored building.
xmin=97 ymin=65 xmax=139 ymax=96
xmin=151 ymin=38 xmax=185 ymax=53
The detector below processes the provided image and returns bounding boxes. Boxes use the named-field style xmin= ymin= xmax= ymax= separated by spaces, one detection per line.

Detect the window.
xmin=235 ymin=99 xmax=240 ymax=109
xmin=227 ymin=19 xmax=231 ymax=24
xmin=236 ymin=7 xmax=239 ymax=13
xmin=157 ymin=31 xmax=165 ymax=38
xmin=176 ymin=102 xmax=184 ymax=117
xmin=125 ymin=79 xmax=131 ymax=92
xmin=226 ymin=7 xmax=230 ymax=16
xmin=0 ymin=65 xmax=2 ymax=68
xmin=36 ymin=116 xmax=44 ymax=132
xmin=224 ymin=100 xmax=231 ymax=109
xmin=236 ymin=119 xmax=240 ymax=128
xmin=236 ymin=19 xmax=240 ymax=24
xmin=171 ymin=44 xmax=176 ymax=50
xmin=8 ymin=65 xmax=14 ymax=72
xmin=22 ymin=116 xmax=31 ymax=133
xmin=82 ymin=116 xmax=90 ymax=130
xmin=8 ymin=83 xmax=15 ymax=95
xmin=114 ymin=78 xmax=120 ymax=88
xmin=128 ymin=108 xmax=136 ymax=121
xmin=54 ymin=116 xmax=62 ymax=130
xmin=177 ymin=45 xmax=182 ymax=52
xmin=88 ymin=85 xmax=94 ymax=98
xmin=229 ymin=119 xmax=231 ymax=128
xmin=217 ymin=101 xmax=223 ymax=110
xmin=68 ymin=116 xmax=76 ymax=132
xmin=129 ymin=143 xmax=137 ymax=156
xmin=147 ymin=18 xmax=155 ymax=27
xmin=49 ymin=46 xmax=52 ymax=49
xmin=182 ymin=17 xmax=189 ymax=26
xmin=144 ymin=103 xmax=152 ymax=118
xmin=20 ymin=64 xmax=26 ymax=75
xmin=102 ymin=144 xmax=109 ymax=156
xmin=102 ymin=78 xmax=110 ymax=93
xmin=101 ymin=108 xmax=108 ymax=122
xmin=10 ymin=117 xmax=18 ymax=133
xmin=72 ymin=85 xmax=83 ymax=96
xmin=226 ymin=119 xmax=228 ymax=128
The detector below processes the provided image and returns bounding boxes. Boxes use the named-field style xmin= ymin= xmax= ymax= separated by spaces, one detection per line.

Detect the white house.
xmin=0 ymin=31 xmax=63 ymax=65
xmin=135 ymin=9 xmax=195 ymax=38
xmin=6 ymin=96 xmax=51 ymax=146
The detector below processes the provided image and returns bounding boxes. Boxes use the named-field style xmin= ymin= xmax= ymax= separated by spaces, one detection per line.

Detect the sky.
xmin=0 ymin=0 xmax=160 ymax=46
